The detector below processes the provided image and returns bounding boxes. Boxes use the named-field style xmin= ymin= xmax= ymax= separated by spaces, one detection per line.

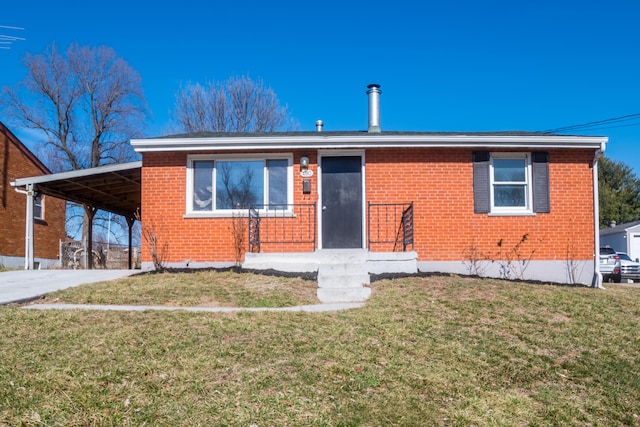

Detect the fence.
xmin=60 ymin=240 xmax=141 ymax=269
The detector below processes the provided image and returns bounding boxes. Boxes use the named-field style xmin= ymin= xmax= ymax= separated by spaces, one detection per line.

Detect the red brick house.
xmin=131 ymin=85 xmax=607 ymax=293
xmin=0 ymin=122 xmax=66 ymax=268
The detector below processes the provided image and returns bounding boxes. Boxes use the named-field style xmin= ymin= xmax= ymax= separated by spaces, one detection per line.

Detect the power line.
xmin=542 ymin=113 xmax=640 ymax=134
xmin=0 ymin=25 xmax=25 ymax=50
xmin=557 ymin=122 xmax=640 ymax=133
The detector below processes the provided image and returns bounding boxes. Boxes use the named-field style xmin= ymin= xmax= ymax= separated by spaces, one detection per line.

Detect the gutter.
xmin=592 ymin=141 xmax=606 ymax=288
xmin=130 ymin=134 xmax=609 ymax=153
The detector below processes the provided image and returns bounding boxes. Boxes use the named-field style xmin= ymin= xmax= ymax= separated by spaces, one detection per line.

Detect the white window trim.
xmin=185 ymin=153 xmax=294 ymax=218
xmin=34 ymin=194 xmax=44 ymax=221
xmin=489 ymin=152 xmax=533 ymax=215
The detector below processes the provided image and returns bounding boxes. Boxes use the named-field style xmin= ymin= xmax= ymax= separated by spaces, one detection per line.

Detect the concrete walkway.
xmin=0 ymin=269 xmax=364 ymax=312
xmin=24 ymin=302 xmax=365 ymax=312
xmin=0 ymin=269 xmax=138 ymax=305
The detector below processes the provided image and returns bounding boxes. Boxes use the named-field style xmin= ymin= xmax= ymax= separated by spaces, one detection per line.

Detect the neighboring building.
xmin=600 ymin=220 xmax=640 ymax=262
xmin=0 ymin=122 xmax=66 ymax=268
xmin=131 ymin=84 xmax=607 ymax=287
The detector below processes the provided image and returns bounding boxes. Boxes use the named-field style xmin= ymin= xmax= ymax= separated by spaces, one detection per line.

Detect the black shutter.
xmin=473 ymin=151 xmax=490 ymax=213
xmin=532 ymin=151 xmax=550 ymax=213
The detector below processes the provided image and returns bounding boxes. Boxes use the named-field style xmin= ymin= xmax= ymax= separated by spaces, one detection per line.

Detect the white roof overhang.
xmin=131 ymin=134 xmax=608 ymax=153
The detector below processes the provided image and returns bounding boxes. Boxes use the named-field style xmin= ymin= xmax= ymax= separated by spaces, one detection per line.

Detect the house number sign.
xmin=300 ymin=170 xmax=314 ymax=177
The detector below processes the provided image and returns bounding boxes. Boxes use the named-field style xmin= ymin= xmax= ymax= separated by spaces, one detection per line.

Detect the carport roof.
xmin=11 ymin=161 xmax=142 ymax=218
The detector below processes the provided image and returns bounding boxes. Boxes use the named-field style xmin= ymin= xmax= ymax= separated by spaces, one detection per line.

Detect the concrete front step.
xmin=317 ymin=261 xmax=368 ymax=278
xmin=316 ymin=261 xmax=371 ymax=303
xmin=318 ymin=263 xmax=370 ymax=288
xmin=316 ymin=249 xmax=369 ymax=264
xmin=317 ymin=272 xmax=371 ymax=288
xmin=243 ymin=250 xmax=417 ymax=274
xmin=317 ymin=287 xmax=371 ymax=303
xmin=243 ymin=249 xmax=417 ymax=303
xmin=242 ymin=252 xmax=319 ymax=273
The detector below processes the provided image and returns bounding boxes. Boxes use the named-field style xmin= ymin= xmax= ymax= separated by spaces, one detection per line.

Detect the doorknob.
xmin=322 ymin=206 xmax=327 ymax=211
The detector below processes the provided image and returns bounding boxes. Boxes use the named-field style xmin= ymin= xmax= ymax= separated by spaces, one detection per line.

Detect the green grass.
xmin=1 ymin=274 xmax=640 ymax=425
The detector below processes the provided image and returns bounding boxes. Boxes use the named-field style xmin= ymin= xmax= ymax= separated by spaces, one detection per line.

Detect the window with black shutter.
xmin=473 ymin=151 xmax=549 ymax=214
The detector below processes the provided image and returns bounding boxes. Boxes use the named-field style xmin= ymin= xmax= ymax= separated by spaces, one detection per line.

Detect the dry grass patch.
xmin=33 ymin=269 xmax=318 ymax=307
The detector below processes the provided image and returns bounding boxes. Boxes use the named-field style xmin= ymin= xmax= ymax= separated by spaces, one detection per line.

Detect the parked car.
xmin=599 ymin=247 xmax=621 ymax=283
xmin=617 ymin=252 xmax=640 ymax=282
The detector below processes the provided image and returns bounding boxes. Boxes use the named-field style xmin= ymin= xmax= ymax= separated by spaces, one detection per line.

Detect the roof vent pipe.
xmin=316 ymin=120 xmax=323 ymax=132
xmin=367 ymin=83 xmax=382 ymax=133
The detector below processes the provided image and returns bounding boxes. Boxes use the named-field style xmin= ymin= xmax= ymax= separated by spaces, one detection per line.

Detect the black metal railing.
xmin=248 ymin=204 xmax=317 ymax=253
xmin=368 ymin=202 xmax=414 ymax=252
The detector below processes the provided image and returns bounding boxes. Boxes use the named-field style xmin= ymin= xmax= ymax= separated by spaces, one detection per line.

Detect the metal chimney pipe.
xmin=316 ymin=119 xmax=324 ymax=132
xmin=367 ymin=83 xmax=381 ymax=133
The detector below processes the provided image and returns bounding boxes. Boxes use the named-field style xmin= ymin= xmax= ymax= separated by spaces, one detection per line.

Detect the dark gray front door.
xmin=321 ymin=156 xmax=363 ymax=248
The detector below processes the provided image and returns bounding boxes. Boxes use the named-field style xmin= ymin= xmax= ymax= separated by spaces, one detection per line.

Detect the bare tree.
xmin=1 ymin=43 xmax=148 ymax=259
xmin=135 ymin=210 xmax=167 ymax=271
xmin=171 ymin=75 xmax=294 ymax=133
xmin=1 ymin=43 xmax=148 ymax=170
xmin=230 ymin=212 xmax=247 ymax=268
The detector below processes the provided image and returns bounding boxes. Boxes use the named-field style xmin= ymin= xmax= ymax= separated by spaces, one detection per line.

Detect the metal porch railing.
xmin=248 ymin=204 xmax=317 ymax=253
xmin=367 ymin=202 xmax=414 ymax=252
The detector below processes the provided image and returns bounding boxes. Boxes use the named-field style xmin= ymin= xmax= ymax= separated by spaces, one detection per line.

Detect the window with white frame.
xmin=490 ymin=153 xmax=532 ymax=213
xmin=34 ymin=194 xmax=44 ymax=220
xmin=188 ymin=155 xmax=292 ymax=214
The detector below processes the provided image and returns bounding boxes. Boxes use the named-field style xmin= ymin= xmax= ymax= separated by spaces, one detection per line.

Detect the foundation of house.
xmin=243 ymin=249 xmax=418 ymax=303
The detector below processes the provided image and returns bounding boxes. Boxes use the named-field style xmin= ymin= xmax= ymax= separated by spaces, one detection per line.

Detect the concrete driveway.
xmin=0 ymin=269 xmax=138 ymax=305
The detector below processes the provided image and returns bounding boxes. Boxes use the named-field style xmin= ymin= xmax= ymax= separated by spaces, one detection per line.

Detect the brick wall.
xmin=141 ymin=151 xmax=318 ymax=263
xmin=1 ymin=131 xmax=67 ymax=260
xmin=366 ymin=148 xmax=595 ymax=261
xmin=141 ymin=148 xmax=596 ymax=264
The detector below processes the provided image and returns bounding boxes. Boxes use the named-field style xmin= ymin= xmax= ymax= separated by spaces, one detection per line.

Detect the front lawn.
xmin=33 ymin=269 xmax=319 ymax=308
xmin=1 ymin=274 xmax=639 ymax=425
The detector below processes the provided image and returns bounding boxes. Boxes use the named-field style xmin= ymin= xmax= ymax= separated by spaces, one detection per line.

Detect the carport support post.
xmin=24 ymin=184 xmax=35 ymax=270
xmin=84 ymin=206 xmax=97 ymax=269
xmin=127 ymin=216 xmax=135 ymax=269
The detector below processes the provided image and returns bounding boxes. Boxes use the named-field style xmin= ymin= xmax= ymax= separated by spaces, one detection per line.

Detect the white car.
xmin=617 ymin=252 xmax=640 ymax=283
xmin=600 ymin=247 xmax=621 ymax=283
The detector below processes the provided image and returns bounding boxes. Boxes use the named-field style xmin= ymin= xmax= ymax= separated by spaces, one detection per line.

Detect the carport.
xmin=11 ymin=161 xmax=141 ymax=270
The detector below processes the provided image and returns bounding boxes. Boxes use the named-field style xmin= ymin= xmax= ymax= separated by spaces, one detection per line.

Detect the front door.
xmin=321 ymin=156 xmax=363 ymax=248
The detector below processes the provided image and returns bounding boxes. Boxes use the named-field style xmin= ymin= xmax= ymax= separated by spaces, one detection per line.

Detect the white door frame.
xmin=317 ymin=149 xmax=366 ymax=249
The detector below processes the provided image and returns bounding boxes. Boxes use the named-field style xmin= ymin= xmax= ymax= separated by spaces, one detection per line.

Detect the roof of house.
xmin=600 ymin=220 xmax=640 ymax=236
xmin=132 ymin=130 xmax=608 ymax=153
xmin=0 ymin=121 xmax=51 ymax=175
xmin=156 ymin=130 xmax=570 ymax=138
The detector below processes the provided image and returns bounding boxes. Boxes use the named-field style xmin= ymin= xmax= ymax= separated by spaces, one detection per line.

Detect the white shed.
xmin=600 ymin=220 xmax=640 ymax=262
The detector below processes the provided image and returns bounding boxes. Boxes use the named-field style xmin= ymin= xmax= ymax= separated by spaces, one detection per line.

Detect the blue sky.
xmin=2 ymin=0 xmax=640 ymax=174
